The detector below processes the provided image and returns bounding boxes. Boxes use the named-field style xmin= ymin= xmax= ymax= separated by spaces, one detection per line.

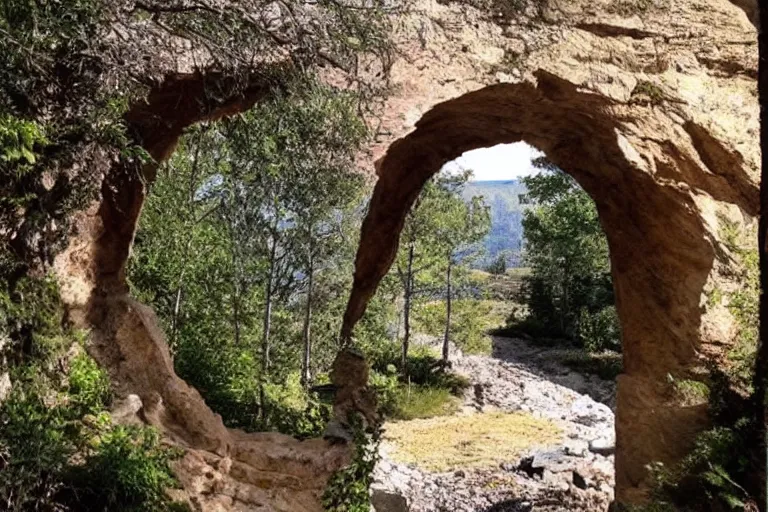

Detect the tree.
xmin=216 ymin=80 xmax=368 ymax=418
xmin=129 ymin=79 xmax=368 ymax=431
xmin=486 ymin=254 xmax=507 ymax=275
xmin=394 ymin=171 xmax=489 ymax=371
xmin=520 ymin=158 xmax=617 ymax=348
xmin=428 ymin=171 xmax=490 ymax=361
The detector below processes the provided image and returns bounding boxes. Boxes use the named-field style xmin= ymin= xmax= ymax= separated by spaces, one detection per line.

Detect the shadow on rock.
xmin=484 ymin=498 xmax=533 ymax=512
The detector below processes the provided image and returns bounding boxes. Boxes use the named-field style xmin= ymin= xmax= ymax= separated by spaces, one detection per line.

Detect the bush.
xmin=0 ymin=366 xmax=185 ymax=512
xmin=68 ymin=351 xmax=112 ymax=416
xmin=67 ymin=425 xmax=183 ymax=512
xmin=262 ymin=373 xmax=331 ymax=439
xmin=322 ymin=417 xmax=381 ymax=512
xmin=486 ymin=254 xmax=507 ymax=275
xmin=578 ymin=306 xmax=621 ymax=353
xmin=646 ymin=419 xmax=756 ymax=511
xmin=368 ymin=346 xmax=468 ymax=420
xmin=0 ymin=274 xmax=184 ymax=512
xmin=369 ymin=368 xmax=400 ymax=415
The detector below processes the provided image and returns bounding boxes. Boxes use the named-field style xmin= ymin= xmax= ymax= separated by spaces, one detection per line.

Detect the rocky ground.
xmin=371 ymin=337 xmax=617 ymax=512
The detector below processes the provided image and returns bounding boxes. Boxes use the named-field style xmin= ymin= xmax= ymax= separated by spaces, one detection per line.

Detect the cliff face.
xmin=47 ymin=0 xmax=759 ymax=508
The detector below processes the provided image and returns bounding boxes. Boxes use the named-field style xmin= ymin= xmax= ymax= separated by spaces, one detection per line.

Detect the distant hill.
xmin=463 ymin=180 xmax=528 ymax=268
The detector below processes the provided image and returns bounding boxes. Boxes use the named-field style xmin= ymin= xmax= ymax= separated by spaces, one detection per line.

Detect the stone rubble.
xmin=372 ymin=337 xmax=617 ymax=512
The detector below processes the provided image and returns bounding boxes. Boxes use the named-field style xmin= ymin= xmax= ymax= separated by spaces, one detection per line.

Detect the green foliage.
xmin=645 ymin=419 xmax=756 ymax=511
xmin=386 ymin=385 xmax=461 ymax=420
xmin=262 ymin=373 xmax=332 ymax=439
xmin=68 ymin=351 xmax=112 ymax=416
xmin=718 ymin=216 xmax=758 ymax=392
xmin=0 ymin=275 xmax=183 ymax=512
xmin=393 ymin=170 xmax=490 ymax=365
xmin=672 ymin=379 xmax=710 ymax=407
xmin=366 ymin=343 xmax=469 ymax=420
xmin=578 ymin=305 xmax=621 ymax=353
xmin=486 ymin=253 xmax=507 ymax=275
xmin=67 ymin=425 xmax=182 ymax=512
xmin=129 ymin=79 xmax=368 ymax=437
xmin=516 ymin=159 xmax=619 ymax=351
xmin=322 ymin=417 xmax=381 ymax=512
xmin=1 ymin=357 xmax=183 ymax=512
xmin=413 ymin=299 xmax=502 ymax=355
xmin=0 ymin=115 xmax=47 ymax=169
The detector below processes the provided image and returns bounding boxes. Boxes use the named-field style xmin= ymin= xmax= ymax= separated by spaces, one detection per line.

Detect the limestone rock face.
xmin=49 ymin=0 xmax=759 ymax=508
xmin=342 ymin=0 xmax=759 ymax=504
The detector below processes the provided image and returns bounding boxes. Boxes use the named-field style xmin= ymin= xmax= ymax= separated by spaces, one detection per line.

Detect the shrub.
xmin=486 ymin=254 xmax=507 ymax=275
xmin=68 ymin=351 xmax=112 ymax=416
xmin=0 ymin=275 xmax=184 ymax=511
xmin=262 ymin=373 xmax=331 ymax=439
xmin=578 ymin=305 xmax=621 ymax=353
xmin=67 ymin=425 xmax=183 ymax=512
xmin=0 ymin=361 xmax=185 ymax=512
xmin=322 ymin=416 xmax=381 ymax=512
xmin=718 ymin=215 xmax=758 ymax=392
xmin=369 ymin=368 xmax=400 ymax=415
xmin=646 ymin=419 xmax=756 ymax=511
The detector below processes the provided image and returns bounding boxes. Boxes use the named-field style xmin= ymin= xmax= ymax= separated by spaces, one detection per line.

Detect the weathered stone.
xmin=589 ymin=437 xmax=616 ymax=456
xmin=110 ymin=393 xmax=144 ymax=425
xmin=532 ymin=450 xmax=579 ymax=474
xmin=339 ymin=0 xmax=758 ymax=503
xmin=46 ymin=0 xmax=759 ymax=508
xmin=565 ymin=439 xmax=589 ymax=458
xmin=371 ymin=487 xmax=410 ymax=512
xmin=573 ymin=471 xmax=588 ymax=490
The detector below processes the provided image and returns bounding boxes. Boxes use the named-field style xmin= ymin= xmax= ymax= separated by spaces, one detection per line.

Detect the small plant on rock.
xmin=322 ymin=415 xmax=382 ymax=512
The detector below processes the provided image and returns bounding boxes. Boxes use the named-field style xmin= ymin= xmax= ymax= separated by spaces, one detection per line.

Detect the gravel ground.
xmin=372 ymin=336 xmax=617 ymax=512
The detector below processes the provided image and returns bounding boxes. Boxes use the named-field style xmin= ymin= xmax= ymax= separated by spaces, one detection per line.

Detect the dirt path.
xmin=371 ymin=337 xmax=617 ymax=512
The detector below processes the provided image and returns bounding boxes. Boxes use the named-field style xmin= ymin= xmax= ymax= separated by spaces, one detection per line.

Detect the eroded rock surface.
xmin=48 ymin=0 xmax=759 ymax=508
xmin=343 ymin=0 xmax=759 ymax=503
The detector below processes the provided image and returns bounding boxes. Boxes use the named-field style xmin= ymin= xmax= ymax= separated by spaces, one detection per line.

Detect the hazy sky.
xmin=442 ymin=142 xmax=542 ymax=181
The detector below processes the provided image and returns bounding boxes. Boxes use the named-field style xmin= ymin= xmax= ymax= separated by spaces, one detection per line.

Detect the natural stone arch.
xmin=340 ymin=72 xmax=759 ymax=503
xmin=53 ymin=73 xmax=352 ymax=511
xmin=45 ymin=0 xmax=759 ymax=508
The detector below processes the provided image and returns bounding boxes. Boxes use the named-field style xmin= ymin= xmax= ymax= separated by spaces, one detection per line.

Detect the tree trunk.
xmin=170 ymin=235 xmax=198 ymax=353
xmin=231 ymin=229 xmax=242 ymax=347
xmin=402 ymin=243 xmax=415 ymax=376
xmin=443 ymin=259 xmax=452 ymax=362
xmin=260 ymin=232 xmax=277 ymax=421
xmin=301 ymin=252 xmax=314 ymax=389
xmin=754 ymin=4 xmax=768 ymax=509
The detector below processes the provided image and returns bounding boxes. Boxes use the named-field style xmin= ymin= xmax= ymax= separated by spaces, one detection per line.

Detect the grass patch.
xmin=673 ymin=379 xmax=710 ymax=407
xmin=390 ymin=385 xmax=461 ymax=420
xmin=559 ymin=349 xmax=623 ymax=381
xmin=384 ymin=412 xmax=562 ymax=472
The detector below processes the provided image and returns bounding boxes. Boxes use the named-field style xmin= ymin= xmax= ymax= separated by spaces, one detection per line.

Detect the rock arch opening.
xmin=341 ymin=74 xmax=758 ymax=503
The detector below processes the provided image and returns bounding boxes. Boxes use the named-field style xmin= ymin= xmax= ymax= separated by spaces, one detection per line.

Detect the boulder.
xmin=371 ymin=487 xmax=409 ymax=512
